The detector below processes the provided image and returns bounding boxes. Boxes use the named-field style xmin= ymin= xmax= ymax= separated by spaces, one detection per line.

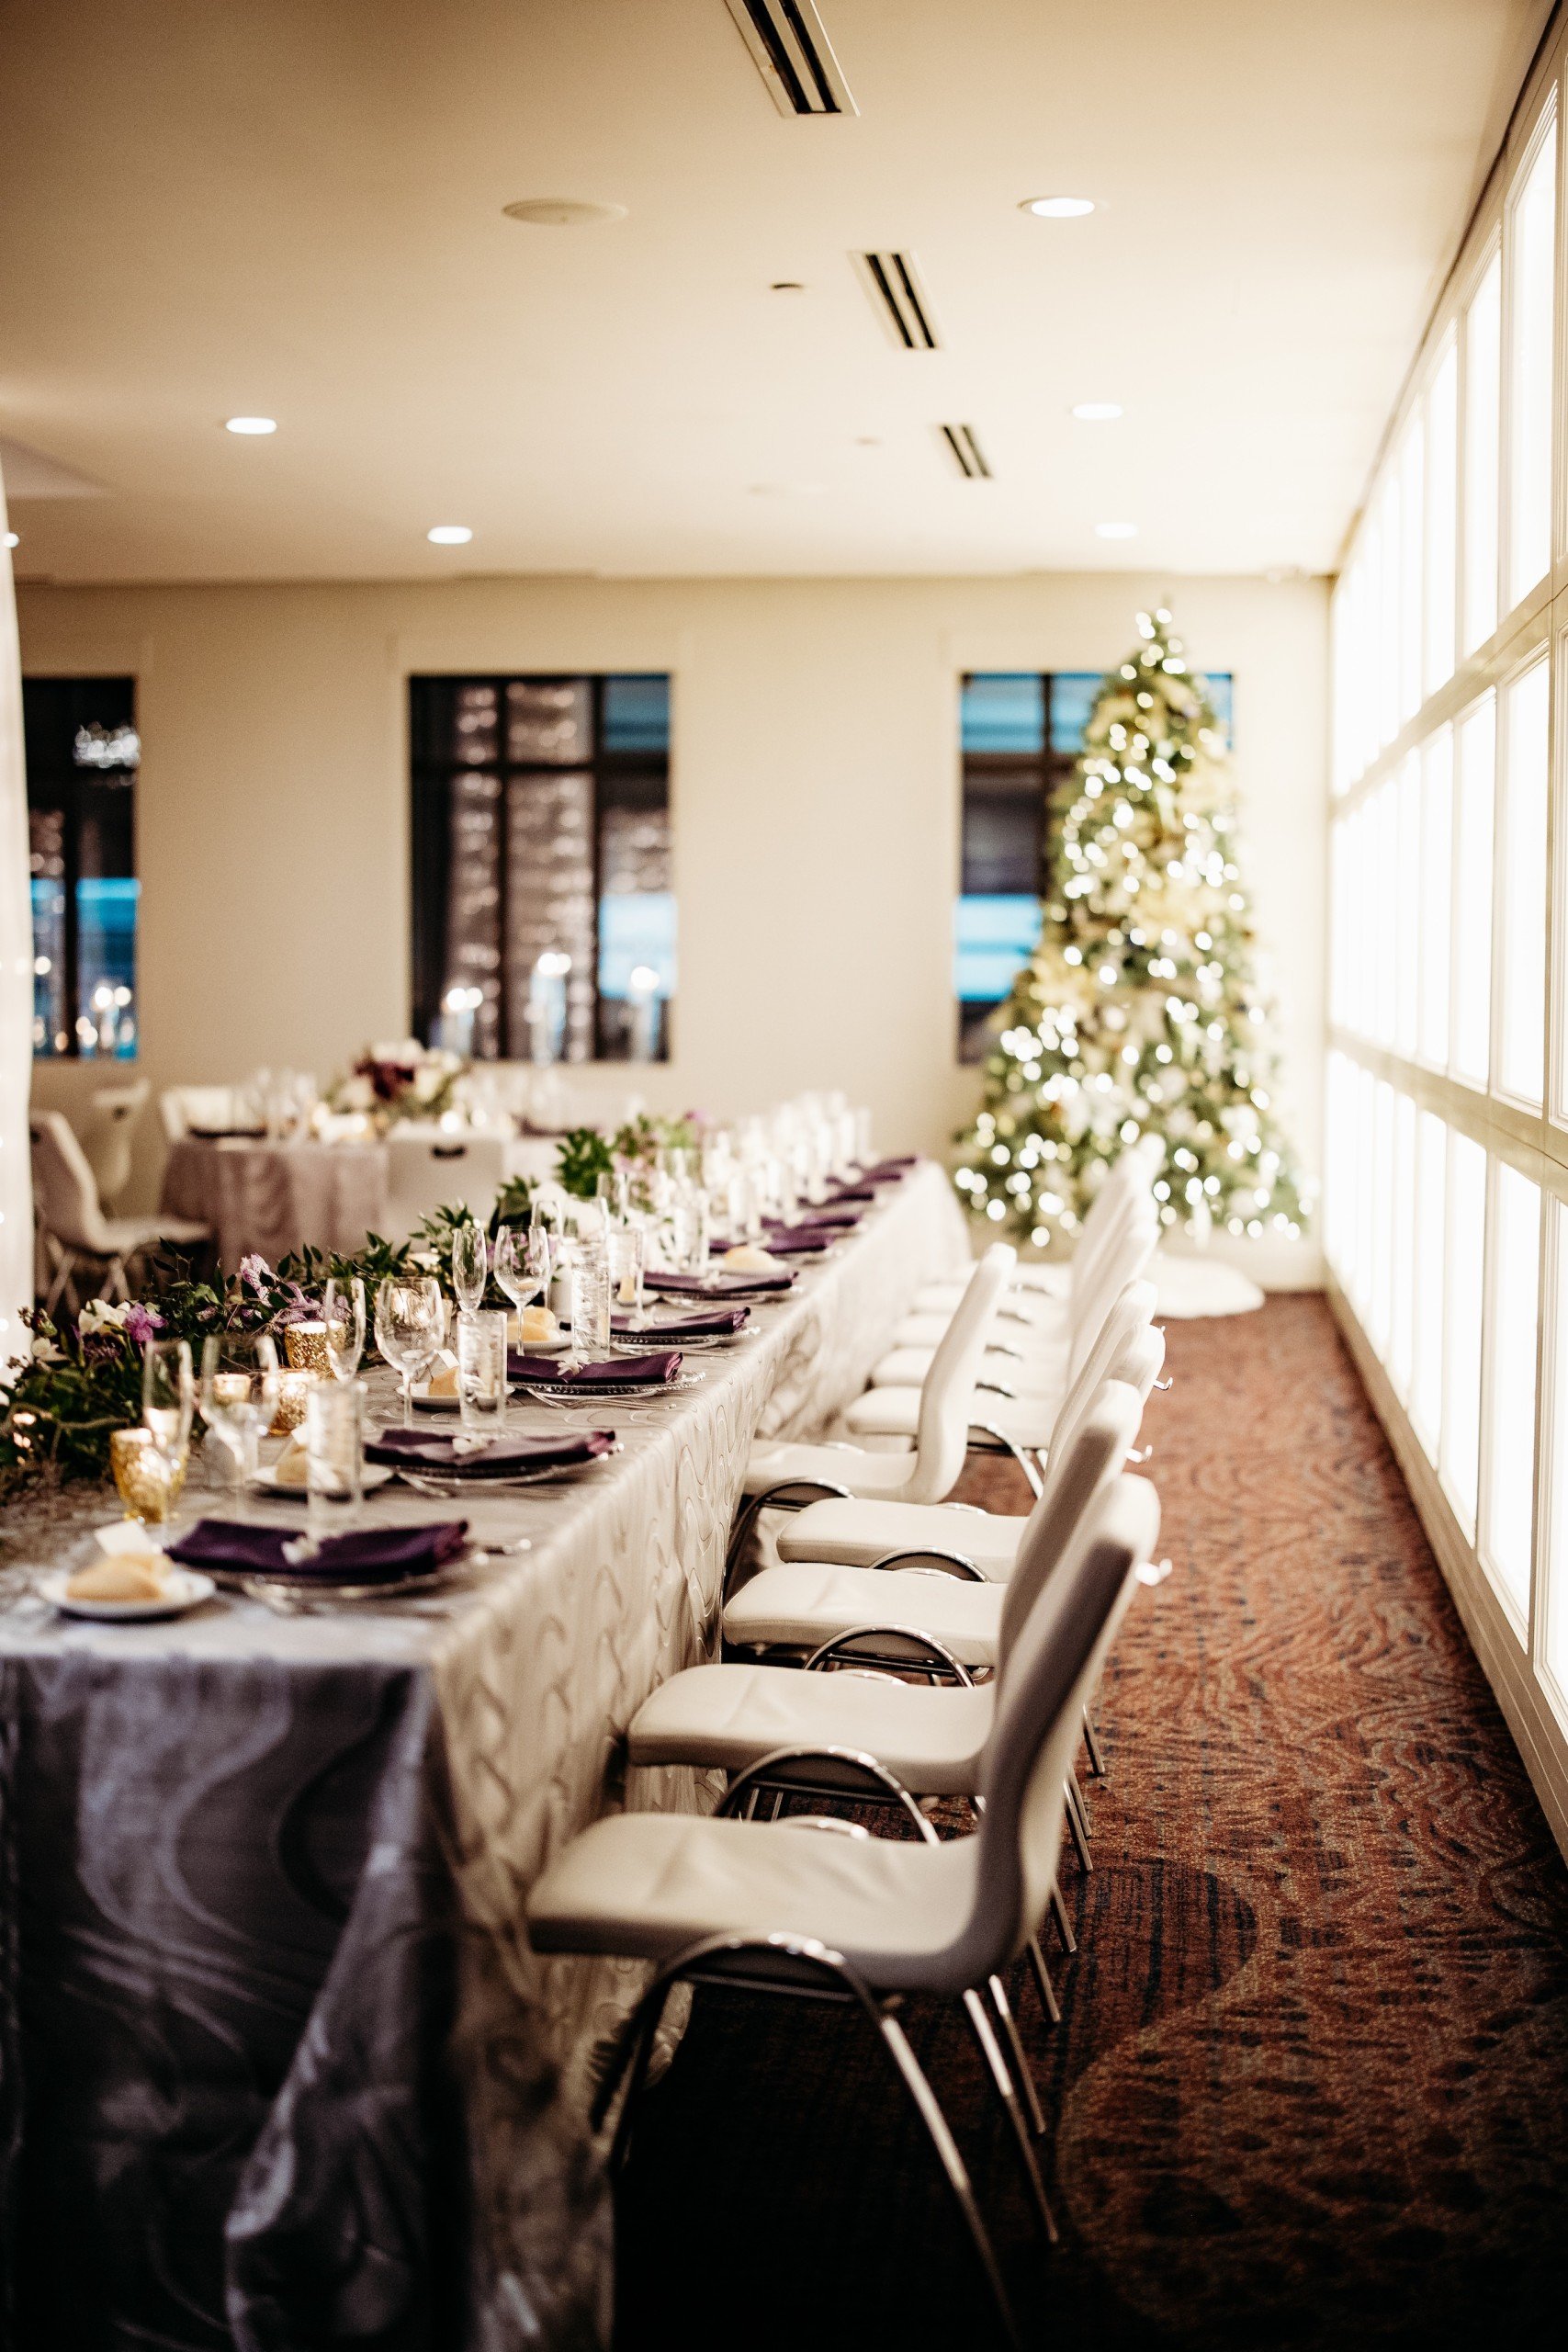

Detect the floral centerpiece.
xmin=326 ymin=1040 xmax=467 ymax=1134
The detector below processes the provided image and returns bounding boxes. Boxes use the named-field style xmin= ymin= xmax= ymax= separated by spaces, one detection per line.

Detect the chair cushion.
xmin=842 ymin=1386 xmax=1060 ymax=1451
xmin=722 ymin=1561 xmax=1005 ymax=1665
xmin=741 ymin=1441 xmax=921 ymax=1501
xmin=528 ymin=1809 xmax=981 ymax=1991
xmin=777 ymin=1498 xmax=1029 ymax=1577
xmin=914 ymin=1282 xmax=1070 ymax=1333
xmin=628 ymin=1661 xmax=994 ymax=1793
xmin=869 ymin=1345 xmax=1068 ymax=1396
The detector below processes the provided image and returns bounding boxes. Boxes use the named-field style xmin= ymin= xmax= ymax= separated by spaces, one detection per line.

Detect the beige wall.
xmin=18 ymin=571 xmax=1329 ymax=1280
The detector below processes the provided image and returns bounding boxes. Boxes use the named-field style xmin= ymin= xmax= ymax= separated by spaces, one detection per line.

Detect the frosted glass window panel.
xmin=1451 ymin=695 xmax=1495 ymax=1084
xmin=1425 ymin=338 xmax=1459 ymax=695
xmin=504 ymin=770 xmax=597 ymax=1061
xmin=1442 ymin=1129 xmax=1488 ymax=1532
xmin=1372 ymin=782 xmax=1398 ymax=1046
xmin=1398 ymin=414 xmax=1425 ymax=724
xmin=1463 ymin=253 xmax=1502 ymax=654
xmin=1371 ymin=1080 xmax=1395 ymax=1349
xmin=1411 ymin=1109 xmax=1447 ymax=1456
xmin=1377 ymin=470 xmax=1402 ymax=750
xmin=1325 ymin=1052 xmax=1353 ymax=1277
xmin=506 ymin=681 xmax=592 ymax=766
xmin=1482 ymin=1159 xmax=1541 ymax=1623
xmin=1418 ymin=729 xmax=1453 ymax=1067
xmin=1353 ymin=1063 xmax=1377 ymax=1314
xmin=1393 ymin=755 xmax=1420 ymax=1057
xmin=443 ymin=768 xmax=503 ymax=1059
xmin=1506 ymin=117 xmax=1557 ymax=608
xmin=1545 ymin=1200 xmax=1568 ymax=1695
xmin=1391 ymin=1091 xmax=1417 ymax=1397
xmin=451 ymin=683 xmax=499 ymax=766
xmin=1332 ymin=585 xmax=1354 ymax=795
xmin=1497 ymin=656 xmax=1549 ymax=1105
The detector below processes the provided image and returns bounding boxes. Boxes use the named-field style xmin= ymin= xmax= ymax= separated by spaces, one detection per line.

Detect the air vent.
xmin=939 ymin=424 xmax=992 ymax=481
xmin=725 ymin=2 xmax=857 ymax=116
xmin=854 ymin=251 xmax=942 ymax=350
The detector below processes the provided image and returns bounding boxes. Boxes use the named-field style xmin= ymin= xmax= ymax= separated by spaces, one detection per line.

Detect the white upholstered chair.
xmin=82 ymin=1079 xmax=150 ymax=1214
xmin=30 ymin=1111 xmax=210 ymax=1313
xmin=384 ymin=1129 xmax=507 ymax=1239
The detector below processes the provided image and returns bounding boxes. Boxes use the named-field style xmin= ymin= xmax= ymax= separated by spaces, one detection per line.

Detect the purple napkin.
xmin=509 ymin=1349 xmax=683 ymax=1386
xmin=614 ymin=1306 xmax=750 ymax=1339
xmin=168 ymin=1517 xmax=468 ymax=1582
xmin=857 ymin=1157 xmax=919 ymax=1182
xmin=825 ymin=1186 xmax=876 ymax=1205
xmin=648 ymin=1269 xmax=796 ymax=1297
xmin=752 ymin=1225 xmax=834 ymax=1255
xmin=367 ymin=1426 xmax=617 ymax=1474
xmin=771 ymin=1204 xmax=861 ymax=1227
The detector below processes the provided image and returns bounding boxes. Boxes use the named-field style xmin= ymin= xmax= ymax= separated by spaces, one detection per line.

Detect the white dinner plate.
xmin=251 ymin=1462 xmax=396 ymax=1496
xmin=41 ymin=1566 xmax=217 ymax=1622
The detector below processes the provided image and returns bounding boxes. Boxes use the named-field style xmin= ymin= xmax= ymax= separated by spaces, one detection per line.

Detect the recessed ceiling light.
xmin=1022 ymin=195 xmax=1095 ymax=220
xmin=502 ymin=198 xmax=626 ymax=227
xmin=1096 ymin=521 xmax=1138 ymax=539
xmin=224 ymin=415 xmax=276 ymax=435
xmin=1072 ymin=401 xmax=1123 ymax=422
xmin=3 ymin=532 xmax=17 ymax=548
xmin=427 ymin=525 xmax=473 ymax=545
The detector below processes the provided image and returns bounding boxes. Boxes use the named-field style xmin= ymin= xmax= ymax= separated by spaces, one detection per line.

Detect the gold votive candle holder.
xmin=268 ymin=1368 xmax=320 ymax=1436
xmin=109 ymin=1427 xmax=187 ymax=1525
xmin=284 ymin=1320 xmax=333 ymax=1376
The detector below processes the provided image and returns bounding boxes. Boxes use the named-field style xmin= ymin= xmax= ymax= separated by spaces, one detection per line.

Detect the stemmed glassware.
xmin=452 ymin=1222 xmax=489 ymax=1318
xmin=198 ymin=1333 xmax=281 ymax=1518
xmin=141 ymin=1336 xmax=194 ymax=1521
xmin=321 ymin=1275 xmax=366 ymax=1382
xmin=375 ymin=1276 xmax=446 ymax=1428
xmin=494 ymin=1223 xmax=551 ymax=1322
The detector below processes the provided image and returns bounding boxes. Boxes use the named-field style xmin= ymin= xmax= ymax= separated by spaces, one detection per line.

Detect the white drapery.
xmin=0 ymin=468 xmax=32 ymax=1359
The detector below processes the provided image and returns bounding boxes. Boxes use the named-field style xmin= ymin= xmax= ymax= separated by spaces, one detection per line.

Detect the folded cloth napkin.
xmin=509 ymin=1348 xmax=683 ymax=1386
xmin=168 ymin=1518 xmax=468 ymax=1581
xmin=771 ymin=1204 xmax=861 ymax=1227
xmin=857 ymin=1157 xmax=919 ymax=1182
xmin=824 ymin=1186 xmax=876 ymax=1205
xmin=648 ymin=1269 xmax=796 ymax=1296
xmin=367 ymin=1426 xmax=617 ymax=1473
xmin=752 ymin=1224 xmax=834 ymax=1254
xmin=614 ymin=1306 xmax=750 ymax=1339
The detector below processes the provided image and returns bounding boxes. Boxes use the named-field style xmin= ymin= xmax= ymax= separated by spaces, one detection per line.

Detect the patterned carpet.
xmin=614 ymin=1296 xmax=1568 ymax=2350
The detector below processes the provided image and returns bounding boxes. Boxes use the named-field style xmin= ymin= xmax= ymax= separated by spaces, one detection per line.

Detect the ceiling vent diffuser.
xmin=725 ymin=2 xmax=857 ymax=116
xmin=854 ymin=251 xmax=942 ymax=350
xmin=939 ymin=424 xmax=992 ymax=481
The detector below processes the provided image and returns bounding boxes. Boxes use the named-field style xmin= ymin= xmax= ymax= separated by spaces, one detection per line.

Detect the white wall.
xmin=18 ymin=570 xmax=1329 ymax=1279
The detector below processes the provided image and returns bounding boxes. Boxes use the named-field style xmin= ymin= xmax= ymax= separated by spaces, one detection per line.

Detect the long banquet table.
xmin=0 ymin=1162 xmax=968 ymax=2352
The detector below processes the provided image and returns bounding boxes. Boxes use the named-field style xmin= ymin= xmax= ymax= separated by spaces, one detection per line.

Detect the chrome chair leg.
xmin=962 ymin=1986 xmax=1058 ymax=2249
xmin=990 ymin=1969 xmax=1049 ymax=2123
xmin=1082 ymin=1708 xmax=1107 ymax=1778
xmin=1049 ymin=1885 xmax=1077 ymax=1955
xmin=877 ymin=2007 xmax=1022 ymax=2346
xmin=1025 ymin=1935 xmax=1061 ymax=2028
xmin=1064 ymin=1778 xmax=1093 ymax=1874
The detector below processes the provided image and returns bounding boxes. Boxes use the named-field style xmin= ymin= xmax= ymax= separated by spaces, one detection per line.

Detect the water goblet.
xmin=198 ymin=1333 xmax=281 ymax=1517
xmin=321 ymin=1275 xmax=367 ymax=1382
xmin=494 ymin=1222 xmax=550 ymax=1320
xmin=452 ymin=1221 xmax=489 ymax=1318
xmin=376 ymin=1275 xmax=446 ymax=1428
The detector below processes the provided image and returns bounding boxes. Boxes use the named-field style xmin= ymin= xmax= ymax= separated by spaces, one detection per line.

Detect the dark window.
xmin=956 ymin=669 xmax=1234 ymax=1060
xmin=410 ymin=673 xmax=673 ymax=1062
xmin=23 ymin=677 xmax=139 ymax=1059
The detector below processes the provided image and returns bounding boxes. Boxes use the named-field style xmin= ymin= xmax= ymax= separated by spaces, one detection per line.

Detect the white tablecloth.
xmin=0 ymin=1162 xmax=969 ymax=2350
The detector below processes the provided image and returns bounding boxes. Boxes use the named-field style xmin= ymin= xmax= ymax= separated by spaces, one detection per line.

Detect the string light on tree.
xmin=953 ymin=607 xmax=1309 ymax=1245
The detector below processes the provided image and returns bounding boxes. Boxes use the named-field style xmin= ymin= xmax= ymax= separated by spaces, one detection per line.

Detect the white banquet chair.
xmin=159 ymin=1084 xmax=244 ymax=1143
xmin=528 ymin=1475 xmax=1159 ymax=2348
xmin=385 ymin=1129 xmax=507 ymax=1239
xmin=722 ymin=1244 xmax=1015 ymax=1577
xmin=30 ymin=1111 xmax=210 ymax=1313
xmin=82 ymin=1078 xmax=150 ymax=1214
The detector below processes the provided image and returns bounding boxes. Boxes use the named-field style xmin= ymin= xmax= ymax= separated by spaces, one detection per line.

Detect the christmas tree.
xmin=954 ymin=607 xmax=1309 ymax=1246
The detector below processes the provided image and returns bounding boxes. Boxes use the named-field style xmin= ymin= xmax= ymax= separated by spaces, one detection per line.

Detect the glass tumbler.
xmin=458 ymin=1309 xmax=509 ymax=1430
xmin=569 ymin=1242 xmax=613 ymax=1363
xmin=609 ymin=1226 xmax=646 ymax=1327
xmin=305 ymin=1379 xmax=365 ymax=1543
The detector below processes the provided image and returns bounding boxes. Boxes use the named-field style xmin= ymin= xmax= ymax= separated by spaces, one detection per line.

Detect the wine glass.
xmin=141 ymin=1337 xmax=194 ymax=1522
xmin=494 ymin=1223 xmax=550 ymax=1321
xmin=198 ymin=1332 xmax=281 ymax=1518
xmin=321 ymin=1275 xmax=366 ymax=1382
xmin=452 ymin=1221 xmax=489 ymax=1318
xmin=375 ymin=1276 xmax=446 ymax=1428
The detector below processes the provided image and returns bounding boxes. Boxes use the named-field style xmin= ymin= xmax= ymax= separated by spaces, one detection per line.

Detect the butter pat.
xmin=426 ymin=1350 xmax=461 ymax=1399
xmin=70 ymin=1524 xmax=170 ymax=1601
xmin=516 ymin=1306 xmax=558 ymax=1345
xmin=722 ymin=1244 xmax=782 ymax=1272
xmin=274 ymin=1435 xmax=310 ymax=1488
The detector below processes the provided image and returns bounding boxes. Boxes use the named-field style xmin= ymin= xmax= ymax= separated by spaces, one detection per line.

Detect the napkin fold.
xmin=367 ymin=1426 xmax=617 ymax=1473
xmin=509 ymin=1349 xmax=683 ymax=1386
xmin=614 ymin=1306 xmax=750 ymax=1339
xmin=752 ymin=1224 xmax=834 ymax=1254
xmin=824 ymin=1186 xmax=876 ymax=1205
xmin=168 ymin=1518 xmax=468 ymax=1581
xmin=772 ymin=1204 xmax=861 ymax=1227
xmin=647 ymin=1269 xmax=796 ymax=1297
xmin=857 ymin=1157 xmax=919 ymax=1182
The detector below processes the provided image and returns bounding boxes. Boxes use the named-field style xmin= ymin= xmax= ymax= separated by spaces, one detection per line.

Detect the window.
xmin=409 ymin=673 xmax=672 ymax=1062
xmin=1482 ymin=1158 xmax=1540 ymax=1622
xmin=1418 ymin=727 xmax=1452 ymax=1067
xmin=1497 ymin=655 xmax=1549 ymax=1105
xmin=1442 ymin=1128 xmax=1488 ymax=1532
xmin=1544 ymin=1197 xmax=1568 ymax=1700
xmin=23 ymin=677 xmax=139 ymax=1059
xmin=1506 ymin=112 xmax=1557 ymax=608
xmin=1450 ymin=695 xmax=1495 ymax=1086
xmin=955 ymin=668 xmax=1234 ymax=1059
xmin=1410 ymin=1109 xmax=1446 ymax=1455
xmin=1463 ymin=252 xmax=1502 ymax=654
xmin=1398 ymin=412 xmax=1425 ymax=725
xmin=1390 ymin=1090 xmax=1416 ymax=1397
xmin=1425 ymin=337 xmax=1458 ymax=695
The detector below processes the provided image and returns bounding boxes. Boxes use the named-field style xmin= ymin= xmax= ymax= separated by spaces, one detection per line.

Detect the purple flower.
xmin=123 ymin=1302 xmax=164 ymax=1349
xmin=238 ymin=1254 xmax=273 ymax=1295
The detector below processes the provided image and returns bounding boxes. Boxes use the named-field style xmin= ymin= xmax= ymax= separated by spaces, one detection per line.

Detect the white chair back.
xmin=84 ymin=1080 xmax=149 ymax=1210
xmin=30 ymin=1112 xmax=114 ymax=1254
xmin=996 ymin=1379 xmax=1143 ymax=1667
xmin=385 ymin=1129 xmax=508 ymax=1239
xmin=1045 ymin=1279 xmax=1156 ymax=1470
xmin=1066 ymin=1202 xmax=1157 ymax=1379
xmin=160 ymin=1085 xmax=241 ymax=1143
xmin=906 ymin=1243 xmax=1015 ymax=1502
xmin=1067 ymin=1145 xmax=1156 ymax=1301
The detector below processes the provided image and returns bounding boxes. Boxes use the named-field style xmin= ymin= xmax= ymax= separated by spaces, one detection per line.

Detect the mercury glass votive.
xmin=283 ymin=1321 xmax=333 ymax=1376
xmin=109 ymin=1427 xmax=187 ymax=1525
xmin=267 ymin=1367 xmax=320 ymax=1436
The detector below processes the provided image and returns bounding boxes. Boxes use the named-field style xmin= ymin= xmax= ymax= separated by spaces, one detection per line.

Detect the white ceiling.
xmin=0 ymin=0 xmax=1549 ymax=585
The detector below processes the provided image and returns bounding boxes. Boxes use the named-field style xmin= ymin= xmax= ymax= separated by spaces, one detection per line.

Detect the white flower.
xmin=30 ymin=1332 xmax=64 ymax=1364
xmin=79 ymin=1300 xmax=131 ymax=1335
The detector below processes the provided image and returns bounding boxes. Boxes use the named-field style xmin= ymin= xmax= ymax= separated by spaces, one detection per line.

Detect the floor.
xmin=612 ymin=1296 xmax=1568 ymax=2348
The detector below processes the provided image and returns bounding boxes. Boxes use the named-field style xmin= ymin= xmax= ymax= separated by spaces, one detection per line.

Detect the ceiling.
xmin=0 ymin=0 xmax=1550 ymax=585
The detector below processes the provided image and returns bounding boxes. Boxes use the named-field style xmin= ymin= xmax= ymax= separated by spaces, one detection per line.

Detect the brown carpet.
xmin=614 ymin=1296 xmax=1568 ymax=2349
